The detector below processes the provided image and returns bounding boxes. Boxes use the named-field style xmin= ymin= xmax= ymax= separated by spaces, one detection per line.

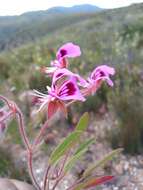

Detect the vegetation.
xmin=0 ymin=3 xmax=143 ymax=156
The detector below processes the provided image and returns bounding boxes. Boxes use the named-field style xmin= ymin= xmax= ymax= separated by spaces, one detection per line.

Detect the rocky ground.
xmin=0 ymin=112 xmax=143 ymax=190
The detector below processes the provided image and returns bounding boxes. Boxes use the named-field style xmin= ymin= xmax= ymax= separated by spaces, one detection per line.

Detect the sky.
xmin=0 ymin=0 xmax=143 ymax=16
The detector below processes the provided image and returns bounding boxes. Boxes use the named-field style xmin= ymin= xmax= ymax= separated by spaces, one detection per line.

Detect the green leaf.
xmin=83 ymin=148 xmax=123 ymax=177
xmin=63 ymin=138 xmax=94 ymax=174
xmin=75 ymin=112 xmax=89 ymax=132
xmin=74 ymin=138 xmax=94 ymax=155
xmin=64 ymin=147 xmax=88 ymax=173
xmin=49 ymin=131 xmax=82 ymax=165
xmin=64 ymin=139 xmax=94 ymax=174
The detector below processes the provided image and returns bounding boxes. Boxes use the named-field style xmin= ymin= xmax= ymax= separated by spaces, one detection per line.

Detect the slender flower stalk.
xmin=16 ymin=108 xmax=31 ymax=150
xmin=33 ymin=119 xmax=50 ymax=148
xmin=15 ymin=106 xmax=42 ymax=190
xmin=43 ymin=165 xmax=51 ymax=190
xmin=28 ymin=150 xmax=42 ymax=190
xmin=0 ymin=95 xmax=41 ymax=190
xmin=58 ymin=150 xmax=70 ymax=177
xmin=51 ymin=173 xmax=66 ymax=190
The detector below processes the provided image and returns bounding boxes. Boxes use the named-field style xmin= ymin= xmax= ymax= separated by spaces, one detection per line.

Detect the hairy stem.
xmin=0 ymin=95 xmax=41 ymax=189
xmin=16 ymin=110 xmax=31 ymax=150
xmin=33 ymin=119 xmax=49 ymax=148
xmin=58 ymin=150 xmax=70 ymax=177
xmin=43 ymin=165 xmax=51 ymax=190
xmin=52 ymin=173 xmax=65 ymax=190
xmin=28 ymin=150 xmax=42 ymax=190
xmin=16 ymin=107 xmax=41 ymax=190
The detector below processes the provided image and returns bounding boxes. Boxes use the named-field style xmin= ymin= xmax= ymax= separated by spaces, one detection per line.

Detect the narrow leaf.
xmin=83 ymin=148 xmax=123 ymax=177
xmin=49 ymin=131 xmax=82 ymax=165
xmin=75 ymin=112 xmax=89 ymax=132
xmin=84 ymin=176 xmax=114 ymax=188
xmin=64 ymin=149 xmax=87 ymax=173
xmin=74 ymin=138 xmax=94 ymax=155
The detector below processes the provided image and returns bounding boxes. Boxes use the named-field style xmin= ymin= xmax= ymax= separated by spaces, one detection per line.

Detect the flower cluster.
xmin=34 ymin=42 xmax=115 ymax=119
xmin=0 ymin=43 xmax=118 ymax=190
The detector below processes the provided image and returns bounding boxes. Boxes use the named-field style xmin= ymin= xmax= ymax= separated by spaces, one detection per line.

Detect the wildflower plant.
xmin=0 ymin=42 xmax=122 ymax=190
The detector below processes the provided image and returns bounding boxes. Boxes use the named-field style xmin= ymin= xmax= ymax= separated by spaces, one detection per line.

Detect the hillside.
xmin=0 ymin=4 xmax=101 ymax=51
xmin=0 ymin=2 xmax=143 ymax=94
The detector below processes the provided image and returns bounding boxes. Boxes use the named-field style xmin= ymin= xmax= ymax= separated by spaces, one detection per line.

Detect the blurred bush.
xmin=0 ymin=58 xmax=9 ymax=81
xmin=0 ymin=146 xmax=30 ymax=182
xmin=75 ymin=84 xmax=108 ymax=114
xmin=28 ymin=71 xmax=51 ymax=92
xmin=108 ymin=66 xmax=143 ymax=154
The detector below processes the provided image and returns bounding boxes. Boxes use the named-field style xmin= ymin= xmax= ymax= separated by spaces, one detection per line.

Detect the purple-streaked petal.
xmin=91 ymin=65 xmax=115 ymax=80
xmin=52 ymin=68 xmax=88 ymax=87
xmin=96 ymin=65 xmax=115 ymax=75
xmin=57 ymin=77 xmax=85 ymax=101
xmin=56 ymin=42 xmax=81 ymax=61
xmin=83 ymin=65 xmax=115 ymax=96
xmin=90 ymin=65 xmax=115 ymax=86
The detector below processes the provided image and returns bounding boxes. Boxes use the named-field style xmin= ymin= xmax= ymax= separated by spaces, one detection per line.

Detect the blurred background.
xmin=0 ymin=0 xmax=143 ymax=189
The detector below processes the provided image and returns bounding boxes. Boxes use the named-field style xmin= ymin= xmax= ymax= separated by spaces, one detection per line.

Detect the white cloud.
xmin=0 ymin=0 xmax=143 ymax=16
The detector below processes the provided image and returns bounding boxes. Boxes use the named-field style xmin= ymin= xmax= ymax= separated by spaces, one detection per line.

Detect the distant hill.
xmin=46 ymin=4 xmax=102 ymax=14
xmin=0 ymin=4 xmax=102 ymax=52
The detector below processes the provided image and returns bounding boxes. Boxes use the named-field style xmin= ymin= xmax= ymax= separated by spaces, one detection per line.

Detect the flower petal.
xmin=57 ymin=77 xmax=85 ymax=102
xmin=91 ymin=65 xmax=115 ymax=80
xmin=52 ymin=68 xmax=87 ymax=87
xmin=90 ymin=65 xmax=115 ymax=87
xmin=56 ymin=42 xmax=81 ymax=61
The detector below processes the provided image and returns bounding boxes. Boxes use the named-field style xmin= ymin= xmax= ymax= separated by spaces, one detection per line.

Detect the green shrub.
xmin=75 ymin=84 xmax=109 ymax=114
xmin=28 ymin=71 xmax=51 ymax=92
xmin=0 ymin=147 xmax=30 ymax=182
xmin=0 ymin=58 xmax=9 ymax=81
xmin=108 ymin=66 xmax=143 ymax=154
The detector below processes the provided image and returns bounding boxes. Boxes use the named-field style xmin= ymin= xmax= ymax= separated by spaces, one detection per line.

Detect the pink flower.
xmin=43 ymin=43 xmax=81 ymax=75
xmin=90 ymin=65 xmax=115 ymax=87
xmin=82 ymin=65 xmax=115 ymax=96
xmin=56 ymin=42 xmax=81 ymax=61
xmin=33 ymin=77 xmax=85 ymax=119
xmin=50 ymin=77 xmax=85 ymax=102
